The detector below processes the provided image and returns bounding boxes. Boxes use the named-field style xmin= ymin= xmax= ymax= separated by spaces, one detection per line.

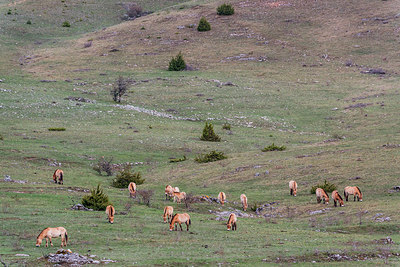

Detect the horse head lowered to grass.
xmin=169 ymin=213 xmax=191 ymax=231
xmin=36 ymin=227 xmax=67 ymax=247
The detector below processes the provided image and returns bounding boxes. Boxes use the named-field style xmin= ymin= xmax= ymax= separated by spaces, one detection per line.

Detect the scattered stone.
xmin=375 ymin=237 xmax=394 ymax=244
xmin=177 ymin=25 xmax=185 ymax=29
xmin=361 ymin=68 xmax=386 ymax=75
xmin=64 ymin=96 xmax=95 ymax=103
xmin=222 ymin=81 xmax=236 ymax=86
xmin=44 ymin=249 xmax=110 ymax=265
xmin=3 ymin=175 xmax=27 ymax=184
xmin=309 ymin=208 xmax=331 ymax=215
xmin=265 ymin=170 xmax=270 ymax=175
xmin=254 ymin=173 xmax=260 ymax=177
xmin=376 ymin=216 xmax=391 ymax=222
xmin=109 ymin=48 xmax=120 ymax=52
xmin=15 ymin=254 xmax=30 ymax=257
xmin=40 ymin=80 xmax=57 ymax=83
xmin=0 ymin=79 xmax=3 ymax=82
xmin=349 ymin=176 xmax=361 ymax=180
xmin=71 ymin=204 xmax=93 ymax=211
xmin=393 ymin=186 xmax=400 ymax=191
xmin=255 ymin=202 xmax=279 ymax=215
xmin=344 ymin=103 xmax=373 ymax=109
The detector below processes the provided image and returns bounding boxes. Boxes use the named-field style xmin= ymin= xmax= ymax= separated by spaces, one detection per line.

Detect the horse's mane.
xmin=337 ymin=192 xmax=343 ymax=201
xmin=37 ymin=228 xmax=47 ymax=239
xmin=356 ymin=186 xmax=362 ymax=195
xmin=170 ymin=214 xmax=178 ymax=222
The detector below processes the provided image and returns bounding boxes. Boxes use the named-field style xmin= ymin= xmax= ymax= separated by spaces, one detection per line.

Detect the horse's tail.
xmin=65 ymin=231 xmax=68 ymax=243
xmin=59 ymin=171 xmax=63 ymax=182
xmin=53 ymin=170 xmax=57 ymax=181
xmin=188 ymin=219 xmax=191 ymax=225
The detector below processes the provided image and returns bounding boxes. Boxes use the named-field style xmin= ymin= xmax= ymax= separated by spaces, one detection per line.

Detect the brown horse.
xmin=105 ymin=205 xmax=115 ymax=224
xmin=240 ymin=194 xmax=247 ymax=211
xmin=173 ymin=192 xmax=186 ymax=203
xmin=316 ymin=188 xmax=329 ymax=204
xmin=169 ymin=213 xmax=191 ymax=231
xmin=218 ymin=192 xmax=226 ymax=206
xmin=163 ymin=206 xmax=173 ymax=223
xmin=227 ymin=213 xmax=237 ymax=231
xmin=53 ymin=169 xmax=63 ymax=184
xmin=36 ymin=227 xmax=67 ymax=247
xmin=289 ymin=180 xmax=297 ymax=196
xmin=128 ymin=182 xmax=136 ymax=198
xmin=165 ymin=185 xmax=174 ymax=200
xmin=344 ymin=186 xmax=363 ymax=202
xmin=331 ymin=190 xmax=344 ymax=207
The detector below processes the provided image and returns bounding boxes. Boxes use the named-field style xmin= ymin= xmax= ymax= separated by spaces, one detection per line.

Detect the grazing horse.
xmin=331 ymin=190 xmax=344 ymax=207
xmin=165 ymin=185 xmax=174 ymax=200
xmin=227 ymin=213 xmax=237 ymax=231
xmin=173 ymin=192 xmax=186 ymax=203
xmin=344 ymin=186 xmax=363 ymax=202
xmin=218 ymin=192 xmax=226 ymax=206
xmin=169 ymin=213 xmax=191 ymax=231
xmin=128 ymin=182 xmax=136 ymax=198
xmin=240 ymin=194 xmax=248 ymax=211
xmin=53 ymin=169 xmax=64 ymax=184
xmin=36 ymin=227 xmax=67 ymax=247
xmin=163 ymin=206 xmax=174 ymax=223
xmin=105 ymin=205 xmax=115 ymax=224
xmin=289 ymin=180 xmax=297 ymax=196
xmin=316 ymin=188 xmax=329 ymax=204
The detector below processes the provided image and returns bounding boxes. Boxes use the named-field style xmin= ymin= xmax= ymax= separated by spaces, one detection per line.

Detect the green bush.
xmin=200 ymin=122 xmax=221 ymax=142
xmin=169 ymin=155 xmax=187 ymax=163
xmin=48 ymin=127 xmax=66 ymax=131
xmin=262 ymin=143 xmax=286 ymax=151
xmin=197 ymin=17 xmax=211 ymax=32
xmin=62 ymin=21 xmax=71 ymax=27
xmin=81 ymin=184 xmax=111 ymax=211
xmin=111 ymin=165 xmax=145 ymax=188
xmin=217 ymin=3 xmax=235 ymax=15
xmin=26 ymin=20 xmax=32 ymax=25
xmin=0 ymin=134 xmax=3 ymax=140
xmin=310 ymin=180 xmax=337 ymax=194
xmin=168 ymin=52 xmax=186 ymax=71
xmin=195 ymin=150 xmax=227 ymax=163
xmin=222 ymin=123 xmax=231 ymax=130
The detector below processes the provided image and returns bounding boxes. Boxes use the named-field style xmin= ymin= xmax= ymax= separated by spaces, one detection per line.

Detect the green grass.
xmin=1 ymin=0 xmax=400 ymax=265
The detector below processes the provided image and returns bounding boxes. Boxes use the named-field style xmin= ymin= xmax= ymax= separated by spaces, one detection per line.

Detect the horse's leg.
xmin=186 ymin=222 xmax=189 ymax=231
xmin=45 ymin=237 xmax=48 ymax=247
xmin=334 ymin=200 xmax=337 ymax=207
xmin=290 ymin=189 xmax=293 ymax=196
xmin=353 ymin=195 xmax=356 ymax=201
xmin=179 ymin=223 xmax=183 ymax=231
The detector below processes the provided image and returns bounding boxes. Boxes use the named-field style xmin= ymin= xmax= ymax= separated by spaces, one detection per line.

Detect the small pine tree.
xmin=217 ymin=3 xmax=235 ymax=15
xmin=200 ymin=122 xmax=221 ymax=142
xmin=168 ymin=52 xmax=186 ymax=71
xmin=112 ymin=165 xmax=145 ymax=188
xmin=81 ymin=184 xmax=111 ymax=211
xmin=197 ymin=17 xmax=211 ymax=32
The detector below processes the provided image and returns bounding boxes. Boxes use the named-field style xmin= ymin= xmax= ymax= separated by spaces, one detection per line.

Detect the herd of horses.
xmin=36 ymin=170 xmax=363 ymax=247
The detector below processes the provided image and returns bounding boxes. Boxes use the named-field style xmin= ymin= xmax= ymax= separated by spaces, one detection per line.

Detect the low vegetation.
xmin=195 ymin=150 xmax=227 ymax=163
xmin=48 ymin=127 xmax=66 ymax=131
xmin=200 ymin=122 xmax=221 ymax=142
xmin=62 ymin=21 xmax=71 ymax=27
xmin=136 ymin=189 xmax=153 ymax=207
xmin=217 ymin=3 xmax=235 ymax=15
xmin=197 ymin=17 xmax=211 ymax=32
xmin=111 ymin=165 xmax=145 ymax=188
xmin=81 ymin=184 xmax=111 ymax=211
xmin=262 ymin=143 xmax=286 ymax=151
xmin=168 ymin=52 xmax=186 ymax=71
xmin=111 ymin=76 xmax=130 ymax=103
xmin=310 ymin=180 xmax=337 ymax=194
xmin=93 ymin=157 xmax=113 ymax=176
xmin=124 ymin=3 xmax=143 ymax=19
xmin=169 ymin=155 xmax=187 ymax=163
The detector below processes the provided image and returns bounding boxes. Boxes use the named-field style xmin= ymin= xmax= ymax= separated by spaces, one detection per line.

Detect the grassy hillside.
xmin=1 ymin=0 xmax=400 ymax=265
